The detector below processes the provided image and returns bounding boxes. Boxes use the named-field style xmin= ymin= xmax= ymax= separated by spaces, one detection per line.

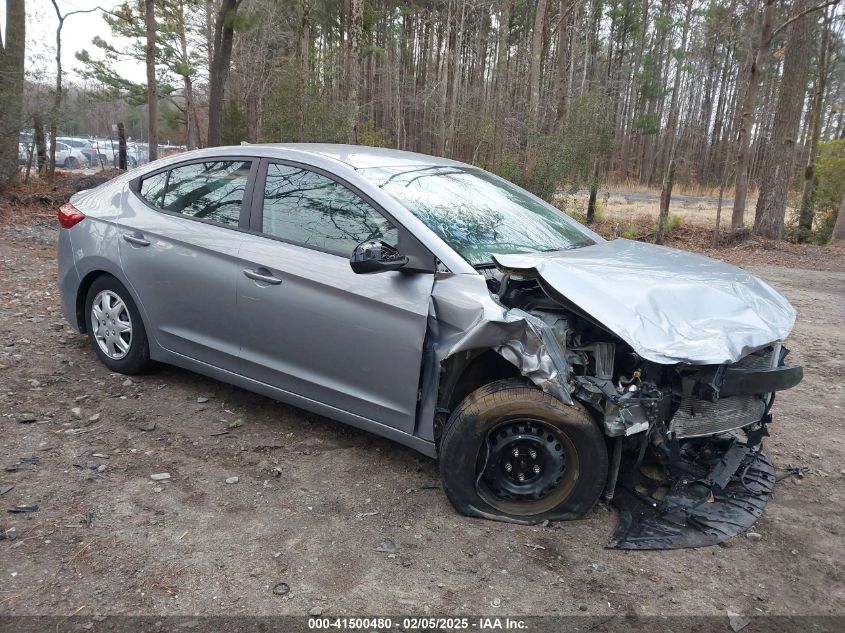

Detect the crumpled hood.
xmin=493 ymin=239 xmax=796 ymax=365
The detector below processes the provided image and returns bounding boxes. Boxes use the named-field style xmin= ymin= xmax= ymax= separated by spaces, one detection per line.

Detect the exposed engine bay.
xmin=459 ymin=267 xmax=803 ymax=549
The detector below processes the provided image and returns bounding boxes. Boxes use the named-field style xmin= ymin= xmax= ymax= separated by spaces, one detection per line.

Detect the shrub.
xmin=622 ymin=224 xmax=640 ymax=240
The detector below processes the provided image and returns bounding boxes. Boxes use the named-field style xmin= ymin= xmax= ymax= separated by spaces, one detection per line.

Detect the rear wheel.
xmin=84 ymin=276 xmax=153 ymax=374
xmin=64 ymin=157 xmax=78 ymax=169
xmin=439 ymin=378 xmax=608 ymax=523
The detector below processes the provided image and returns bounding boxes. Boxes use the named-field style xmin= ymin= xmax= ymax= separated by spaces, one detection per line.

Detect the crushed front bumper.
xmin=608 ymin=437 xmax=776 ymax=550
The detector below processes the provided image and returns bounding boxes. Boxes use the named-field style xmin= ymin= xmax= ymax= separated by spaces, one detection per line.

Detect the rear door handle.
xmin=243 ymin=268 xmax=282 ymax=285
xmin=123 ymin=233 xmax=150 ymax=247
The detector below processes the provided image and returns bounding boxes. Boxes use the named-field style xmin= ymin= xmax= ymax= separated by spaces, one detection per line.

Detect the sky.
xmin=3 ymin=0 xmax=147 ymax=85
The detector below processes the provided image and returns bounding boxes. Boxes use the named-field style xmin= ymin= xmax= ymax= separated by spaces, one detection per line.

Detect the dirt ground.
xmin=1 ymin=208 xmax=844 ymax=620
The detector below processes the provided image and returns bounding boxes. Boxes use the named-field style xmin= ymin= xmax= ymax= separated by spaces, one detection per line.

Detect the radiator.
xmin=669 ymin=346 xmax=777 ymax=439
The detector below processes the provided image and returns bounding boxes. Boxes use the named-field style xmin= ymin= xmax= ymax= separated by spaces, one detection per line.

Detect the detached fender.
xmin=414 ymin=272 xmax=575 ymax=446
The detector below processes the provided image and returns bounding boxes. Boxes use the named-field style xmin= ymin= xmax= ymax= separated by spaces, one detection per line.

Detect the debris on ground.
xmin=727 ymin=610 xmax=751 ymax=632
xmin=272 ymin=582 xmax=290 ymax=596
xmin=375 ymin=539 xmax=397 ymax=553
xmin=150 ymin=473 xmax=171 ymax=481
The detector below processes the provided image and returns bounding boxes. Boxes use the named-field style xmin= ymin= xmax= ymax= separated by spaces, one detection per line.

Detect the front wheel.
xmin=439 ymin=379 xmax=608 ymax=523
xmin=84 ymin=275 xmax=153 ymax=374
xmin=64 ymin=157 xmax=78 ymax=169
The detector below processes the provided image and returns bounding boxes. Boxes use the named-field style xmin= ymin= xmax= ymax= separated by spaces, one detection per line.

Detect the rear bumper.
xmin=57 ymin=229 xmax=82 ymax=330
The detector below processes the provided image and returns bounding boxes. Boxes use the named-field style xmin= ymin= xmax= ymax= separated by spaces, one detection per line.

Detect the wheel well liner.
xmin=438 ymin=349 xmax=523 ymax=416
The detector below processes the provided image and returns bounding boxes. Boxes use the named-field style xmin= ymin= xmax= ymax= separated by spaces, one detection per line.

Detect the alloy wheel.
xmin=90 ymin=290 xmax=133 ymax=360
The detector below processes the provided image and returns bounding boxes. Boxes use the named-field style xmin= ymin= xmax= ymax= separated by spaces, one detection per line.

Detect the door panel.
xmin=118 ymin=160 xmax=254 ymax=370
xmin=237 ymin=237 xmax=433 ymax=431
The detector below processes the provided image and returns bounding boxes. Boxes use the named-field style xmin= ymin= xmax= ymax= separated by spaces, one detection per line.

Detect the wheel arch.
xmin=435 ymin=349 xmax=524 ymax=441
xmin=73 ymin=266 xmax=148 ymax=335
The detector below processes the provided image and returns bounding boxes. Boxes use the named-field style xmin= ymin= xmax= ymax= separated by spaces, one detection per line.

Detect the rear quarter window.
xmin=140 ymin=171 xmax=168 ymax=208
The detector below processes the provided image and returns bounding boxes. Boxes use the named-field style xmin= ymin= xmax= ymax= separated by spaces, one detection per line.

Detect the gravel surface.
xmin=1 ymin=230 xmax=843 ymax=618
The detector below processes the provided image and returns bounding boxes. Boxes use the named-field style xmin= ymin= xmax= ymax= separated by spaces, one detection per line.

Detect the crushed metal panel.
xmin=493 ymin=239 xmax=796 ymax=365
xmin=426 ymin=273 xmax=573 ymax=405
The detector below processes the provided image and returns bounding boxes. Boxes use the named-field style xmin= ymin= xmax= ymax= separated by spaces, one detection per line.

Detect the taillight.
xmin=58 ymin=203 xmax=85 ymax=229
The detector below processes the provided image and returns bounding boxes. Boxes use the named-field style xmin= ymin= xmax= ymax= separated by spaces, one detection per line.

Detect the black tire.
xmin=84 ymin=275 xmax=154 ymax=374
xmin=64 ymin=157 xmax=78 ymax=169
xmin=439 ymin=378 xmax=608 ymax=523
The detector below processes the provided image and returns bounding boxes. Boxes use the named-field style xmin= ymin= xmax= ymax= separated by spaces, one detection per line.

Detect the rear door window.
xmin=162 ymin=161 xmax=252 ymax=226
xmin=137 ymin=160 xmax=253 ymax=227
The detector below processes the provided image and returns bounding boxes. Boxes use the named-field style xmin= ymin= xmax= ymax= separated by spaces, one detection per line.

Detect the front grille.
xmin=670 ymin=346 xmax=777 ymax=439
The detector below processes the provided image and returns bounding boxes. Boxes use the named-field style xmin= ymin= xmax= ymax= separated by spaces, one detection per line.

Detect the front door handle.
xmin=123 ymin=233 xmax=150 ymax=247
xmin=243 ymin=268 xmax=282 ymax=285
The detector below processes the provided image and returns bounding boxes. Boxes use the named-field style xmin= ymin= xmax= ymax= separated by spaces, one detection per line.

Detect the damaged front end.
xmin=425 ymin=248 xmax=802 ymax=549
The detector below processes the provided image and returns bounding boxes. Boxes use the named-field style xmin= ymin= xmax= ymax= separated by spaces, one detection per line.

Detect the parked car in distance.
xmin=54 ymin=141 xmax=89 ymax=169
xmin=57 ymin=137 xmax=101 ymax=168
xmin=56 ymin=144 xmax=803 ymax=548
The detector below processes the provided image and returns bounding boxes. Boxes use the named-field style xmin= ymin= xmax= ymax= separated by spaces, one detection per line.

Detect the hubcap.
xmin=481 ymin=420 xmax=568 ymax=502
xmin=90 ymin=290 xmax=132 ymax=360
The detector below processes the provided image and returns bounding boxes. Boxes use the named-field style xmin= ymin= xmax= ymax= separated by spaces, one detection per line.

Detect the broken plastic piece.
xmin=608 ymin=438 xmax=775 ymax=549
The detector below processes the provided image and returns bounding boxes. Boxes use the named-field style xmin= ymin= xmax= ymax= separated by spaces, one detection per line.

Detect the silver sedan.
xmin=57 ymin=144 xmax=802 ymax=547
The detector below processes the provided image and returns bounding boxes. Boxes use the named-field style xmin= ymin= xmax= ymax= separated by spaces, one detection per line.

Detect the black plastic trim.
xmin=720 ymin=364 xmax=804 ymax=397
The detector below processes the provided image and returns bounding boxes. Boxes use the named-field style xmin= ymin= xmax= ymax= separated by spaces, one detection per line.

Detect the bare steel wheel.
xmin=84 ymin=275 xmax=153 ymax=374
xmin=90 ymin=290 xmax=133 ymax=359
xmin=477 ymin=418 xmax=579 ymax=515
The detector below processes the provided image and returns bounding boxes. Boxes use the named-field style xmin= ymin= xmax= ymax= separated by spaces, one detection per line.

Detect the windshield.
xmin=358 ymin=164 xmax=597 ymax=265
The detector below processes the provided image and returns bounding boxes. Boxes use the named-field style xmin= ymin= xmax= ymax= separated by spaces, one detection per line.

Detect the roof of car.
xmin=256 ymin=143 xmax=466 ymax=170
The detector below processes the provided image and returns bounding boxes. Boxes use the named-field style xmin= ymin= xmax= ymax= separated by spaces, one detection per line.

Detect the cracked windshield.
xmin=360 ymin=165 xmax=597 ymax=265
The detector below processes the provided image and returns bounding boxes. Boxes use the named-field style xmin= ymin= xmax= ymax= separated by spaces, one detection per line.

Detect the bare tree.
xmin=832 ymin=192 xmax=845 ymax=244
xmin=207 ymin=0 xmax=244 ymax=147
xmin=753 ymin=0 xmax=815 ymax=240
xmin=145 ymin=0 xmax=159 ymax=161
xmin=48 ymin=1 xmax=115 ymax=181
xmin=347 ymin=0 xmax=363 ymax=143
xmin=0 ymin=0 xmax=25 ymax=189
xmin=797 ymin=8 xmax=832 ymax=239
xmin=730 ymin=0 xmax=775 ymax=232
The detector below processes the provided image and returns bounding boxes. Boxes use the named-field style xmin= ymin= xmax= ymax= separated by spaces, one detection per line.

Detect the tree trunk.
xmin=144 ymin=0 xmax=159 ymax=161
xmin=796 ymin=11 xmax=831 ymax=240
xmin=208 ymin=0 xmax=241 ymax=147
xmin=555 ymin=0 xmax=571 ymax=123
xmin=118 ymin=122 xmax=127 ymax=171
xmin=347 ymin=0 xmax=363 ymax=143
xmin=730 ymin=0 xmax=774 ymax=231
xmin=655 ymin=158 xmax=676 ymax=245
xmin=753 ymin=0 xmax=814 ymax=240
xmin=0 ymin=0 xmax=26 ymax=189
xmin=656 ymin=0 xmax=692 ymax=179
xmin=33 ymin=112 xmax=47 ymax=176
xmin=523 ymin=0 xmax=547 ymax=179
xmin=491 ymin=0 xmax=512 ymax=169
xmin=585 ymin=159 xmax=601 ymax=224
xmin=832 ymin=192 xmax=845 ymax=244
xmin=445 ymin=0 xmax=466 ymax=156
xmin=298 ymin=0 xmax=311 ymax=142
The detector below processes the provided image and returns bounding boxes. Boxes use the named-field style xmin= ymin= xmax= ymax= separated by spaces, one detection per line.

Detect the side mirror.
xmin=350 ymin=240 xmax=409 ymax=274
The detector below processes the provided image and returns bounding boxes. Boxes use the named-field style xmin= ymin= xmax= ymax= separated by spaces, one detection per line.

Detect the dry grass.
xmin=586 ymin=211 xmax=845 ymax=273
xmin=0 ymin=170 xmax=122 ymax=227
